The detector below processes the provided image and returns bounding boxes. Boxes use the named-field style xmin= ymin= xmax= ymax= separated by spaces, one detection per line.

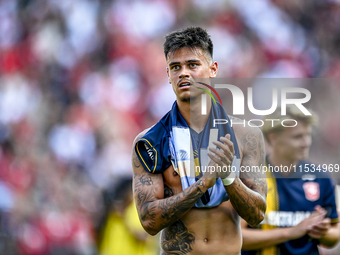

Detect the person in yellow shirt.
xmin=98 ymin=178 xmax=157 ymax=255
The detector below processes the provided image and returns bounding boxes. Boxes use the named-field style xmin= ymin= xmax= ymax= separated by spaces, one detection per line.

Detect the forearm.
xmin=135 ymin=178 xmax=208 ymax=235
xmin=318 ymin=224 xmax=340 ymax=248
xmin=226 ymin=177 xmax=266 ymax=227
xmin=242 ymin=227 xmax=292 ymax=250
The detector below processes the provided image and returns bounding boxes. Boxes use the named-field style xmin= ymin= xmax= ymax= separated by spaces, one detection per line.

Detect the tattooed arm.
xmin=228 ymin=125 xmax=267 ymax=226
xmin=132 ymin=133 xmax=216 ymax=236
xmin=208 ymin=122 xmax=267 ymax=227
xmin=226 ymin=125 xmax=267 ymax=226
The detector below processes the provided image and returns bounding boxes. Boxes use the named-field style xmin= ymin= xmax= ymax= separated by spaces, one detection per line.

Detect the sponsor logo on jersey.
xmin=144 ymin=143 xmax=154 ymax=161
xmin=262 ymin=211 xmax=311 ymax=227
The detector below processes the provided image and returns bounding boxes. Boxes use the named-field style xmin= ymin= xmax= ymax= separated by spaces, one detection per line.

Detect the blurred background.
xmin=0 ymin=0 xmax=340 ymax=254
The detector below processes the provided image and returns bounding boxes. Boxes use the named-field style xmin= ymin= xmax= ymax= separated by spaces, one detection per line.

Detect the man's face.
xmin=271 ymin=122 xmax=312 ymax=163
xmin=166 ymin=47 xmax=218 ymax=102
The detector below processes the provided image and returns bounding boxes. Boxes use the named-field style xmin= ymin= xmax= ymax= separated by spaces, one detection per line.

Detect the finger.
xmin=311 ymin=209 xmax=327 ymax=220
xmin=314 ymin=205 xmax=323 ymax=212
xmin=224 ymin=133 xmax=231 ymax=143
xmin=220 ymin=135 xmax=235 ymax=155
xmin=207 ymin=151 xmax=223 ymax=166
xmin=313 ymin=213 xmax=327 ymax=225
xmin=308 ymin=231 xmax=324 ymax=239
xmin=308 ymin=227 xmax=323 ymax=235
xmin=322 ymin=218 xmax=331 ymax=224
xmin=209 ymin=147 xmax=231 ymax=165
xmin=310 ymin=225 xmax=329 ymax=233
xmin=308 ymin=226 xmax=328 ymax=238
xmin=306 ymin=214 xmax=325 ymax=231
xmin=313 ymin=218 xmax=331 ymax=226
xmin=311 ymin=221 xmax=331 ymax=231
xmin=307 ymin=216 xmax=330 ymax=233
xmin=212 ymin=141 xmax=234 ymax=160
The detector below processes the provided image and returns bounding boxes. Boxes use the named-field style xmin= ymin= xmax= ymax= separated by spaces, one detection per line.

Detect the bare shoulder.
xmin=132 ymin=126 xmax=153 ymax=147
xmin=228 ymin=115 xmax=264 ymax=158
xmin=228 ymin=115 xmax=267 ymax=197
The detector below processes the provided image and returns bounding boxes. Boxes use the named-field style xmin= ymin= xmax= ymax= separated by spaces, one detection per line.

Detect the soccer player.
xmin=241 ymin=105 xmax=340 ymax=255
xmin=132 ymin=27 xmax=267 ymax=254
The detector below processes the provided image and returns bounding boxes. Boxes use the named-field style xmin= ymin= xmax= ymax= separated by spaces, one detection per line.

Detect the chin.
xmin=176 ymin=93 xmax=189 ymax=102
xmin=179 ymin=96 xmax=191 ymax=103
xmin=178 ymin=91 xmax=203 ymax=103
xmin=297 ymin=153 xmax=309 ymax=161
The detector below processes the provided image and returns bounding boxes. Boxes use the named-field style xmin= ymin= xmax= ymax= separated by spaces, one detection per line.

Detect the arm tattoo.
xmin=133 ymin=152 xmax=207 ymax=234
xmin=133 ymin=154 xmax=141 ymax=168
xmin=139 ymin=176 xmax=153 ymax=186
xmin=161 ymin=220 xmax=195 ymax=255
xmin=240 ymin=130 xmax=267 ymax=196
xmin=158 ymin=180 xmax=205 ymax=227
xmin=164 ymin=185 xmax=174 ymax=198
xmin=226 ymin=128 xmax=267 ymax=227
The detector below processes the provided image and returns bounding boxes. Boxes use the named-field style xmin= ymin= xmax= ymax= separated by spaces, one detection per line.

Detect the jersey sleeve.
xmin=135 ymin=124 xmax=171 ymax=174
xmin=320 ymin=177 xmax=339 ymax=223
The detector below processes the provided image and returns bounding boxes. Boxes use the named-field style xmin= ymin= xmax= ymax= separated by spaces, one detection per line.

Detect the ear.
xmin=267 ymin=132 xmax=276 ymax=146
xmin=166 ymin=67 xmax=171 ymax=84
xmin=209 ymin=61 xmax=218 ymax=78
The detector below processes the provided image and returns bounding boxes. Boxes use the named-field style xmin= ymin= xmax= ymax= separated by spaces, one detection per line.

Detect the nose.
xmin=301 ymin=135 xmax=312 ymax=148
xmin=179 ymin=66 xmax=190 ymax=79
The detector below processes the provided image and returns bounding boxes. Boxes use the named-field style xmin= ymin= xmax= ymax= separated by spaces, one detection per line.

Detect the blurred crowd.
xmin=0 ymin=0 xmax=340 ymax=254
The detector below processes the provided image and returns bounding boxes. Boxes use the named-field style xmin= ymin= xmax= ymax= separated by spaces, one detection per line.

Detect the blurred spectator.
xmin=97 ymin=178 xmax=157 ymax=255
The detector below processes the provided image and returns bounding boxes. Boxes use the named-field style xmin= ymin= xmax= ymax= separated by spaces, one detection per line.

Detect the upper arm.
xmin=132 ymin=132 xmax=164 ymax=226
xmin=240 ymin=218 xmax=249 ymax=229
xmin=238 ymin=125 xmax=267 ymax=198
xmin=132 ymin=146 xmax=164 ymax=203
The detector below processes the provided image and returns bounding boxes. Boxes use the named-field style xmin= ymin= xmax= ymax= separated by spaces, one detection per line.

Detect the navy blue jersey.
xmin=242 ymin=160 xmax=339 ymax=255
xmin=135 ymin=101 xmax=240 ymax=175
xmin=135 ymin=101 xmax=241 ymax=208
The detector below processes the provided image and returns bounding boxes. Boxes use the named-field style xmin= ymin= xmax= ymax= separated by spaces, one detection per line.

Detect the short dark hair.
xmin=163 ymin=27 xmax=213 ymax=60
xmin=262 ymin=105 xmax=318 ymax=143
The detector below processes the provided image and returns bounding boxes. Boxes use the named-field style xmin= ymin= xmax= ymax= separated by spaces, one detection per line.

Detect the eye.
xmin=294 ymin=135 xmax=302 ymax=139
xmin=171 ymin=65 xmax=180 ymax=70
xmin=189 ymin=63 xmax=197 ymax=68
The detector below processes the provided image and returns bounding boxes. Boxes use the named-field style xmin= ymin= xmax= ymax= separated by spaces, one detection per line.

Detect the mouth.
xmin=178 ymin=81 xmax=192 ymax=88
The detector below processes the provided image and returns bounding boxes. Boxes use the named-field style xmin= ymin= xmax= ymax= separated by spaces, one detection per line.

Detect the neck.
xmin=177 ymin=97 xmax=212 ymax=133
